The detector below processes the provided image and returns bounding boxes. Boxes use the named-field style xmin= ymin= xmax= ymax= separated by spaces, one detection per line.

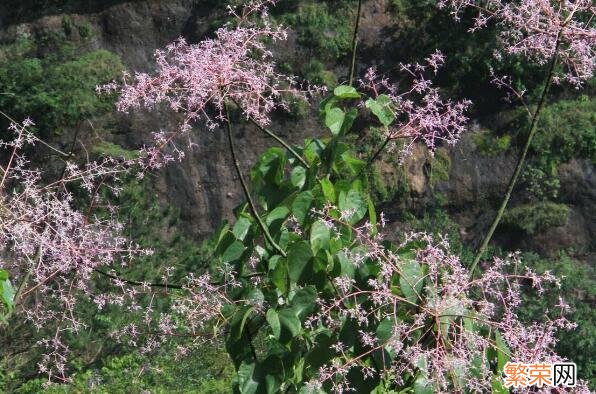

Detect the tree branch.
xmin=469 ymin=32 xmax=563 ymax=276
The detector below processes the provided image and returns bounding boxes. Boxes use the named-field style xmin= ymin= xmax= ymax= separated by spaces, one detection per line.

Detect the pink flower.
xmin=438 ymin=0 xmax=595 ymax=87
xmin=107 ymin=0 xmax=316 ymax=168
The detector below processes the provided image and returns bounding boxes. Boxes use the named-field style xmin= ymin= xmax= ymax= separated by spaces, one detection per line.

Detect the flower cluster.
xmin=102 ymin=0 xmax=317 ymax=168
xmin=0 ymin=119 xmax=144 ymax=382
xmin=438 ymin=0 xmax=596 ymax=87
xmin=301 ymin=208 xmax=589 ymax=393
xmin=359 ymin=51 xmax=472 ymax=157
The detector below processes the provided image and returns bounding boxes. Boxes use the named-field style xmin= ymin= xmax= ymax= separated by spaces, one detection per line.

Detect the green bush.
xmin=472 ymin=129 xmax=512 ymax=156
xmin=16 ymin=350 xmax=233 ymax=394
xmin=521 ymin=164 xmax=561 ymax=201
xmin=0 ymin=47 xmax=123 ymax=136
xmin=519 ymin=253 xmax=596 ymax=388
xmin=278 ymin=1 xmax=354 ymax=61
xmin=302 ymin=59 xmax=338 ymax=87
xmin=502 ymin=201 xmax=569 ymax=234
xmin=427 ymin=149 xmax=451 ymax=187
xmin=529 ymin=96 xmax=596 ymax=165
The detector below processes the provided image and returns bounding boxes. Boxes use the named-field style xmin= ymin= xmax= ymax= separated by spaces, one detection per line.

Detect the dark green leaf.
xmin=266 ymin=206 xmax=290 ymax=227
xmin=290 ymin=166 xmax=307 ymax=189
xmin=325 ymin=107 xmax=345 ymax=136
xmin=376 ymin=319 xmax=394 ymax=344
xmin=413 ymin=373 xmax=434 ymax=394
xmin=291 ymin=191 xmax=313 ymax=225
xmin=278 ymin=309 xmax=301 ymax=339
xmin=288 ymin=241 xmax=314 ymax=284
xmin=495 ymin=330 xmax=510 ymax=372
xmin=399 ymin=254 xmax=424 ymax=304
xmin=338 ymin=188 xmax=367 ymax=224
xmin=266 ymin=309 xmax=281 ymax=338
xmin=271 ymin=257 xmax=289 ymax=293
xmin=491 ymin=375 xmax=509 ymax=394
xmin=0 ymin=279 xmax=14 ymax=313
xmin=233 ymin=217 xmax=252 ymax=241
xmin=290 ymin=286 xmax=317 ymax=320
xmin=319 ymin=177 xmax=336 ymax=203
xmin=333 ymin=85 xmax=360 ymax=99
xmin=310 ymin=220 xmax=330 ymax=255
xmin=222 ymin=240 xmax=246 ymax=264
xmin=236 ymin=362 xmax=259 ymax=394
xmin=365 ymin=95 xmax=395 ymax=127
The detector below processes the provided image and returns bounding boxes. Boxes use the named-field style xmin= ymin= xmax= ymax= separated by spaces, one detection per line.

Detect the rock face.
xmin=0 ymin=0 xmax=593 ymax=255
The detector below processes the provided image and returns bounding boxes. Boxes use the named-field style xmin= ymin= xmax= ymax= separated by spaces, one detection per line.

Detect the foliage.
xmin=190 ymin=87 xmax=578 ymax=392
xmin=0 ymin=45 xmax=123 ymax=136
xmin=2 ymin=1 xmax=594 ymax=392
xmin=519 ymin=253 xmax=596 ymax=388
xmin=92 ymin=141 xmax=140 ymax=161
xmin=16 ymin=350 xmax=233 ymax=394
xmin=529 ymin=96 xmax=596 ymax=166
xmin=427 ymin=149 xmax=451 ymax=188
xmin=302 ymin=59 xmax=338 ymax=87
xmin=472 ymin=130 xmax=512 ymax=157
xmin=502 ymin=201 xmax=570 ymax=235
xmin=520 ymin=165 xmax=561 ymax=202
xmin=0 ymin=269 xmax=15 ymax=320
xmin=275 ymin=1 xmax=355 ymax=61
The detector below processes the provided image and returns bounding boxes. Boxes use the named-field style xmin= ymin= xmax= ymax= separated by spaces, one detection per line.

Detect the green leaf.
xmin=291 ymin=286 xmax=317 ymax=320
xmin=319 ymin=177 xmax=336 ymax=203
xmin=368 ymin=199 xmax=378 ymax=235
xmin=233 ymin=217 xmax=252 ymax=241
xmin=376 ymin=319 xmax=394 ymax=344
xmin=399 ymin=253 xmax=424 ymax=304
xmin=288 ymin=241 xmax=314 ymax=283
xmin=278 ymin=309 xmax=301 ymax=339
xmin=365 ymin=95 xmax=395 ymax=127
xmin=271 ymin=257 xmax=289 ymax=293
xmin=340 ymin=152 xmax=365 ymax=174
xmin=325 ymin=107 xmax=345 ymax=136
xmin=291 ymin=166 xmax=307 ymax=189
xmin=339 ymin=108 xmax=358 ymax=136
xmin=222 ymin=240 xmax=246 ymax=263
xmin=495 ymin=330 xmax=510 ymax=372
xmin=291 ymin=191 xmax=313 ymax=225
xmin=319 ymin=95 xmax=338 ymax=116
xmin=337 ymin=251 xmax=355 ymax=279
xmin=0 ymin=269 xmax=8 ymax=281
xmin=266 ymin=206 xmax=290 ymax=229
xmin=338 ymin=188 xmax=367 ymax=224
xmin=252 ymin=147 xmax=286 ymax=187
xmin=491 ymin=375 xmax=509 ymax=394
xmin=333 ymin=85 xmax=360 ymax=99
xmin=266 ymin=309 xmax=281 ymax=338
xmin=236 ymin=362 xmax=259 ymax=394
xmin=310 ymin=220 xmax=330 ymax=255
xmin=238 ymin=307 xmax=254 ymax=340
xmin=0 ymin=279 xmax=15 ymax=313
xmin=413 ymin=373 xmax=434 ymax=394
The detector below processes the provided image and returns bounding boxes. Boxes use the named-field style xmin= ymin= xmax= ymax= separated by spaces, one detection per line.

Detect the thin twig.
xmin=469 ymin=32 xmax=563 ymax=276
xmin=224 ymin=101 xmax=287 ymax=257
xmin=348 ymin=0 xmax=363 ymax=86
xmin=229 ymin=98 xmax=310 ymax=169
xmin=247 ymin=116 xmax=310 ymax=169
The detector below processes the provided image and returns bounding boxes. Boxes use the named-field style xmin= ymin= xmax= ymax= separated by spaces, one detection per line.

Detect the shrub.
xmin=502 ymin=201 xmax=569 ymax=234
xmin=519 ymin=253 xmax=596 ymax=388
xmin=472 ymin=129 xmax=512 ymax=156
xmin=529 ymin=96 xmax=596 ymax=165
xmin=278 ymin=1 xmax=354 ymax=61
xmin=0 ymin=48 xmax=123 ymax=136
